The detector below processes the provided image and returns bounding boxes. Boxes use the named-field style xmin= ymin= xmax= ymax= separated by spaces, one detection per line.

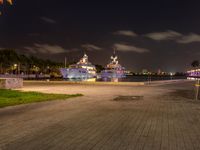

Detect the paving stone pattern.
xmin=0 ymin=81 xmax=200 ymax=150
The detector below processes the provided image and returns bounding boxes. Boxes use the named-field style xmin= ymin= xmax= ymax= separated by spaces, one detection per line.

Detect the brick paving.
xmin=0 ymin=81 xmax=200 ymax=150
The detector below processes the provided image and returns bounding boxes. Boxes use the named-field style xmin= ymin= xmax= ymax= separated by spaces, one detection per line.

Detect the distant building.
xmin=158 ymin=69 xmax=161 ymax=75
xmin=124 ymin=70 xmax=134 ymax=75
xmin=142 ymin=69 xmax=148 ymax=75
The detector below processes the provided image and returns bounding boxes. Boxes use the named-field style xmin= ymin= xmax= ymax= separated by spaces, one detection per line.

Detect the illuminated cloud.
xmin=66 ymin=48 xmax=80 ymax=53
xmin=113 ymin=43 xmax=149 ymax=53
xmin=82 ymin=44 xmax=102 ymax=51
xmin=40 ymin=17 xmax=57 ymax=24
xmin=145 ymin=30 xmax=200 ymax=44
xmin=24 ymin=43 xmax=66 ymax=54
xmin=145 ymin=30 xmax=182 ymax=41
xmin=177 ymin=33 xmax=200 ymax=44
xmin=24 ymin=46 xmax=37 ymax=54
xmin=113 ymin=30 xmax=137 ymax=37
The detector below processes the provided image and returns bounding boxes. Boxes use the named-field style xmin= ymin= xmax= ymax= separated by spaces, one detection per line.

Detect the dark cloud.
xmin=40 ymin=17 xmax=57 ymax=24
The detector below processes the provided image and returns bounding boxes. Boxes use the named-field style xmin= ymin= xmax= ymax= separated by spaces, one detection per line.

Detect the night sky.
xmin=1 ymin=0 xmax=200 ymax=72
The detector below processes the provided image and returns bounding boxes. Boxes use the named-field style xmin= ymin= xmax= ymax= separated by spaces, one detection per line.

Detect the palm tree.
xmin=19 ymin=54 xmax=30 ymax=74
xmin=0 ymin=49 xmax=20 ymax=73
xmin=95 ymin=64 xmax=104 ymax=73
xmin=191 ymin=60 xmax=200 ymax=68
xmin=0 ymin=0 xmax=13 ymax=5
xmin=0 ymin=0 xmax=13 ymax=15
xmin=0 ymin=50 xmax=6 ymax=74
xmin=0 ymin=49 xmax=65 ymax=75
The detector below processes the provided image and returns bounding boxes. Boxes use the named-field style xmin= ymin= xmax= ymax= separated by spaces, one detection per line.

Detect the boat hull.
xmin=100 ymin=70 xmax=126 ymax=79
xmin=60 ymin=68 xmax=96 ymax=79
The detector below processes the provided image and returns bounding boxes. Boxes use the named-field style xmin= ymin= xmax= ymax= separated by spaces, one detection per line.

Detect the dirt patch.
xmin=163 ymin=89 xmax=200 ymax=104
xmin=170 ymin=89 xmax=195 ymax=100
xmin=113 ymin=96 xmax=143 ymax=101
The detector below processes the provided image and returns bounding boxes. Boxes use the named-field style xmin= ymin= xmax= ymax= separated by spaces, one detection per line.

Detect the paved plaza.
xmin=0 ymin=80 xmax=200 ymax=150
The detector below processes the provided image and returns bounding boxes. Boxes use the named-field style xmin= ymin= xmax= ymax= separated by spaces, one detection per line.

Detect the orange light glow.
xmin=0 ymin=0 xmax=13 ymax=15
xmin=0 ymin=0 xmax=13 ymax=5
xmin=7 ymin=0 xmax=13 ymax=5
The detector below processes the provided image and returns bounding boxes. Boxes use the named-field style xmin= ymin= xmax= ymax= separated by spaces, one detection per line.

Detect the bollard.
xmin=195 ymin=80 xmax=200 ymax=100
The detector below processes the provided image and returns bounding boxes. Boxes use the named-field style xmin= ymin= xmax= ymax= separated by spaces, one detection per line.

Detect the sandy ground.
xmin=0 ymin=80 xmax=200 ymax=150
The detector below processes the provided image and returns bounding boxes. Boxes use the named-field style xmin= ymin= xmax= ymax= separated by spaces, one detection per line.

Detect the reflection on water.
xmin=64 ymin=76 xmax=186 ymax=82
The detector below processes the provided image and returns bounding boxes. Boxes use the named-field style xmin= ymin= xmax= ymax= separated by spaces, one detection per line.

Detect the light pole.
xmin=195 ymin=80 xmax=200 ymax=100
xmin=14 ymin=64 xmax=17 ymax=74
xmin=18 ymin=63 xmax=20 ymax=75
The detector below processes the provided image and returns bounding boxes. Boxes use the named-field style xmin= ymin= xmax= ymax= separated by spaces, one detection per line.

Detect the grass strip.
xmin=0 ymin=89 xmax=83 ymax=108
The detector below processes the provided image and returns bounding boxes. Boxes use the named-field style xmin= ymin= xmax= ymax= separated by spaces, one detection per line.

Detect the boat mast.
xmin=111 ymin=47 xmax=118 ymax=65
xmin=84 ymin=48 xmax=87 ymax=55
xmin=113 ymin=47 xmax=116 ymax=56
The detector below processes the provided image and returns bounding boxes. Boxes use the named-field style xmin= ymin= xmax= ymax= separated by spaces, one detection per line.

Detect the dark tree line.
xmin=191 ymin=60 xmax=200 ymax=68
xmin=0 ymin=49 xmax=64 ymax=75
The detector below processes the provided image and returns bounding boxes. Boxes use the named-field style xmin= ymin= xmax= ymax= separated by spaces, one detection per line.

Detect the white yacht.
xmin=100 ymin=51 xmax=126 ymax=79
xmin=60 ymin=53 xmax=96 ymax=79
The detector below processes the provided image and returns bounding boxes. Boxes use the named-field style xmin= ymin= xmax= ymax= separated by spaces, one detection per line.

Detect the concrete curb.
xmin=24 ymin=80 xmax=145 ymax=86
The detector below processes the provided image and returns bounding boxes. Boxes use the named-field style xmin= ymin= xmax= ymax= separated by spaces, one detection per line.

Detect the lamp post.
xmin=170 ymin=72 xmax=173 ymax=80
xmin=148 ymin=72 xmax=152 ymax=85
xmin=13 ymin=63 xmax=20 ymax=75
xmin=195 ymin=80 xmax=200 ymax=100
xmin=18 ymin=63 xmax=20 ymax=75
xmin=14 ymin=64 xmax=17 ymax=74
